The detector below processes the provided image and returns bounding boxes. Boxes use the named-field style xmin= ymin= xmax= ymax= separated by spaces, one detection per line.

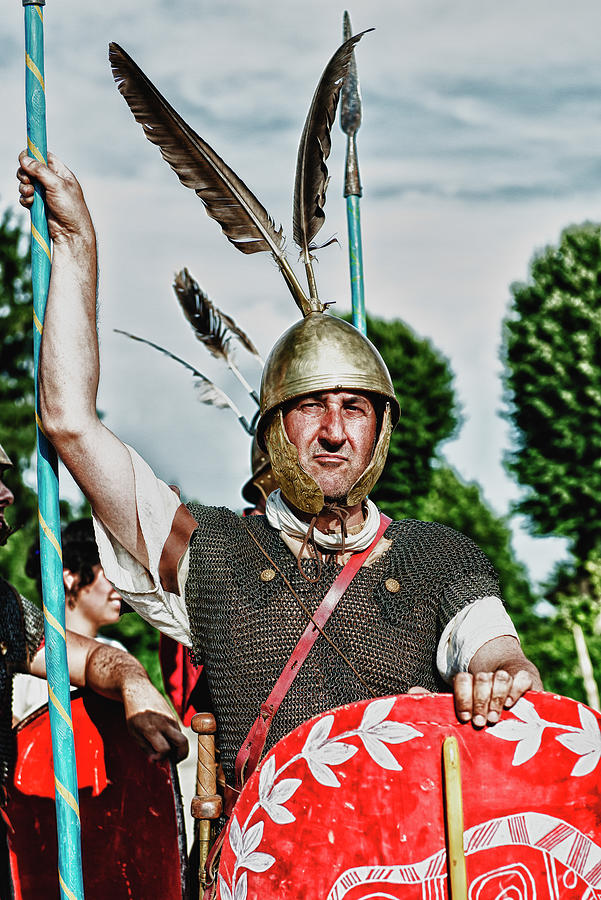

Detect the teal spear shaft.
xmin=22 ymin=3 xmax=85 ymax=897
xmin=340 ymin=10 xmax=366 ymax=337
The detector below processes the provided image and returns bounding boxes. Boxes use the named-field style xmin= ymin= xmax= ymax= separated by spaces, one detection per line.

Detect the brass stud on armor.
xmin=260 ymin=568 xmax=276 ymax=583
xmin=0 ymin=642 xmax=7 ymax=656
xmin=384 ymin=578 xmax=400 ymax=594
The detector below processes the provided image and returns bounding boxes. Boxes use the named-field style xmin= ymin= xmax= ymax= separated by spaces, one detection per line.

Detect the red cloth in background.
xmin=159 ymin=634 xmax=209 ymax=727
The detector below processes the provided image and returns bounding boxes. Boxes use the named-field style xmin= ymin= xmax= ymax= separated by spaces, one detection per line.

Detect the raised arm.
xmin=17 ymin=152 xmax=147 ymax=567
xmin=29 ymin=630 xmax=188 ymax=762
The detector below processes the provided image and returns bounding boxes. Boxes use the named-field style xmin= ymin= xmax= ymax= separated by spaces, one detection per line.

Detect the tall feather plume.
xmin=173 ymin=268 xmax=262 ymax=402
xmin=293 ymin=30 xmax=371 ymax=299
xmin=114 ymin=329 xmax=255 ymax=433
xmin=109 ymin=42 xmax=312 ymax=315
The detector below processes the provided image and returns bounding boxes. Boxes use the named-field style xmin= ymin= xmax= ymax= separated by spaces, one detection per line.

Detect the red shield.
xmin=218 ymin=692 xmax=601 ymax=900
xmin=5 ymin=690 xmax=187 ymax=899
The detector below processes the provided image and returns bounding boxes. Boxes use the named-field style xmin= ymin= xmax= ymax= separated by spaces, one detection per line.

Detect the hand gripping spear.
xmin=22 ymin=2 xmax=85 ymax=897
xmin=340 ymin=10 xmax=366 ymax=337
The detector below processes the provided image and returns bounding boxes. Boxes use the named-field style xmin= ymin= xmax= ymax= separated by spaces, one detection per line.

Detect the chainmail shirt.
xmin=184 ymin=506 xmax=501 ymax=785
xmin=0 ymin=578 xmax=44 ymax=797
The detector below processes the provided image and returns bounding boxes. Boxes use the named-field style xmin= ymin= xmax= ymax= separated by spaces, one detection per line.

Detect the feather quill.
xmin=173 ymin=269 xmax=263 ymax=364
xmin=173 ymin=268 xmax=262 ymax=402
xmin=114 ymin=329 xmax=255 ymax=433
xmin=109 ymin=43 xmax=312 ymax=315
xmin=293 ymin=29 xmax=371 ymax=296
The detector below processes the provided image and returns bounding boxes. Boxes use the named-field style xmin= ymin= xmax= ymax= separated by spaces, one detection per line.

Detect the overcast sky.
xmin=3 ymin=0 xmax=601 ymax=585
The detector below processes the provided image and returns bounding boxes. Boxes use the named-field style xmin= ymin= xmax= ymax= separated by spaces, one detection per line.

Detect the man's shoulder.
xmin=387 ymin=517 xmax=472 ymax=541
xmin=386 ymin=517 xmax=495 ymax=566
xmin=185 ymin=503 xmax=273 ymax=541
xmin=185 ymin=501 xmax=249 ymax=527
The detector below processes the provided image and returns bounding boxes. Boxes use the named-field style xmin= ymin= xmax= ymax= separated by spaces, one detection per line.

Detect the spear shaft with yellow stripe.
xmin=23 ymin=2 xmax=84 ymax=897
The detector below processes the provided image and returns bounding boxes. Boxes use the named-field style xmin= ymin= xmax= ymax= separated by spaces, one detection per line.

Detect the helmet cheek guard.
xmin=346 ymin=401 xmax=392 ymax=506
xmin=241 ymin=435 xmax=278 ymax=506
xmin=265 ymin=410 xmax=326 ymax=515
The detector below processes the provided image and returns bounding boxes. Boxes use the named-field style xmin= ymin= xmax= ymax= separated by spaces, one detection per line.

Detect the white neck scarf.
xmin=265 ymin=489 xmax=381 ymax=552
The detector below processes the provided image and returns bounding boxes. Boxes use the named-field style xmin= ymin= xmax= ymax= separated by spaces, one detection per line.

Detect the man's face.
xmin=0 ymin=469 xmax=15 ymax=546
xmin=282 ymin=390 xmax=377 ymax=503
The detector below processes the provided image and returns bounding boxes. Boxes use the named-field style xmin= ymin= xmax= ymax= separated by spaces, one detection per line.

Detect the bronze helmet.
xmin=0 ymin=444 xmax=13 ymax=468
xmin=257 ymin=312 xmax=400 ymax=514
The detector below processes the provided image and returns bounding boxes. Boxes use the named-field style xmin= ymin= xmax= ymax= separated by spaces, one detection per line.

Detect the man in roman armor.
xmin=16 ymin=149 xmax=542 ymax=793
xmin=15 ymin=26 xmax=541 ymax=807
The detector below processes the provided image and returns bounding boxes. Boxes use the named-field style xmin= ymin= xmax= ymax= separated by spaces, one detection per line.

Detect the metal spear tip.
xmin=340 ymin=11 xmax=362 ymax=137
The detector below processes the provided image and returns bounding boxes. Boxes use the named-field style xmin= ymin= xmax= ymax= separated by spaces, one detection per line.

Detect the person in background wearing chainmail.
xmin=12 ymin=518 xmax=127 ymax=723
xmin=17 ymin=152 xmax=542 ymax=803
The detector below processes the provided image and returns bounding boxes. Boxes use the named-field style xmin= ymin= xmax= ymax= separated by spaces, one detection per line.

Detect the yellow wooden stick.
xmin=443 ymin=736 xmax=468 ymax=900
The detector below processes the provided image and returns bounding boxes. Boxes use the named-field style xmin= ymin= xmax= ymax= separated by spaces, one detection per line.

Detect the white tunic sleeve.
xmin=436 ymin=595 xmax=520 ymax=684
xmin=92 ymin=444 xmax=194 ymax=647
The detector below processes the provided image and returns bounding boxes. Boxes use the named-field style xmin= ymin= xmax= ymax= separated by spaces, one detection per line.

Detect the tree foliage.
xmin=0 ymin=208 xmax=39 ymax=595
xmin=359 ymin=314 xmax=460 ymax=519
xmin=539 ymin=560 xmax=601 ymax=703
xmin=503 ymin=223 xmax=601 ymax=565
xmin=502 ymin=222 xmax=601 ymax=702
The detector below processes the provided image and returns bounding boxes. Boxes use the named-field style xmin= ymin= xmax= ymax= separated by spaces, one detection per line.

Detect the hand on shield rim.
xmin=454 ymin=635 xmax=543 ymax=727
xmin=408 ymin=636 xmax=542 ymax=727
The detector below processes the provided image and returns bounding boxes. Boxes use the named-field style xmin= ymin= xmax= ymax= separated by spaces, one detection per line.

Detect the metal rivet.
xmin=260 ymin=568 xmax=276 ymax=583
xmin=0 ymin=642 xmax=7 ymax=656
xmin=385 ymin=578 xmax=400 ymax=594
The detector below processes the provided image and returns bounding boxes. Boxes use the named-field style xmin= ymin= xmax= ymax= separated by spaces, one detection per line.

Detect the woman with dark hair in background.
xmin=13 ymin=519 xmax=126 ymax=722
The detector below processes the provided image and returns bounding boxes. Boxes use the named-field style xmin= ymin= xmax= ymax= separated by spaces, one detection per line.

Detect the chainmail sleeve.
xmin=429 ymin=522 xmax=502 ymax=632
xmin=20 ymin=595 xmax=44 ymax=666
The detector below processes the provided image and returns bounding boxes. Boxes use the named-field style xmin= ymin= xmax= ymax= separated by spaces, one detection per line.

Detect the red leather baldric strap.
xmin=232 ymin=513 xmax=392 ymax=800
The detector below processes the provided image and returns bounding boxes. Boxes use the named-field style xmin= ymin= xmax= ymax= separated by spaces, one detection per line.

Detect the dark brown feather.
xmin=173 ymin=268 xmax=262 ymax=363
xmin=293 ymin=30 xmax=371 ymax=262
xmin=109 ymin=42 xmax=310 ymax=315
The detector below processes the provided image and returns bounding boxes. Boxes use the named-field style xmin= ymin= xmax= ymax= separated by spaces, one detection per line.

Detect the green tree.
xmin=503 ymin=222 xmax=601 ymax=703
xmin=358 ymin=314 xmax=460 ymax=519
xmin=538 ymin=559 xmax=601 ymax=703
xmin=503 ymin=222 xmax=601 ymax=564
xmin=0 ymin=207 xmax=39 ymax=596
